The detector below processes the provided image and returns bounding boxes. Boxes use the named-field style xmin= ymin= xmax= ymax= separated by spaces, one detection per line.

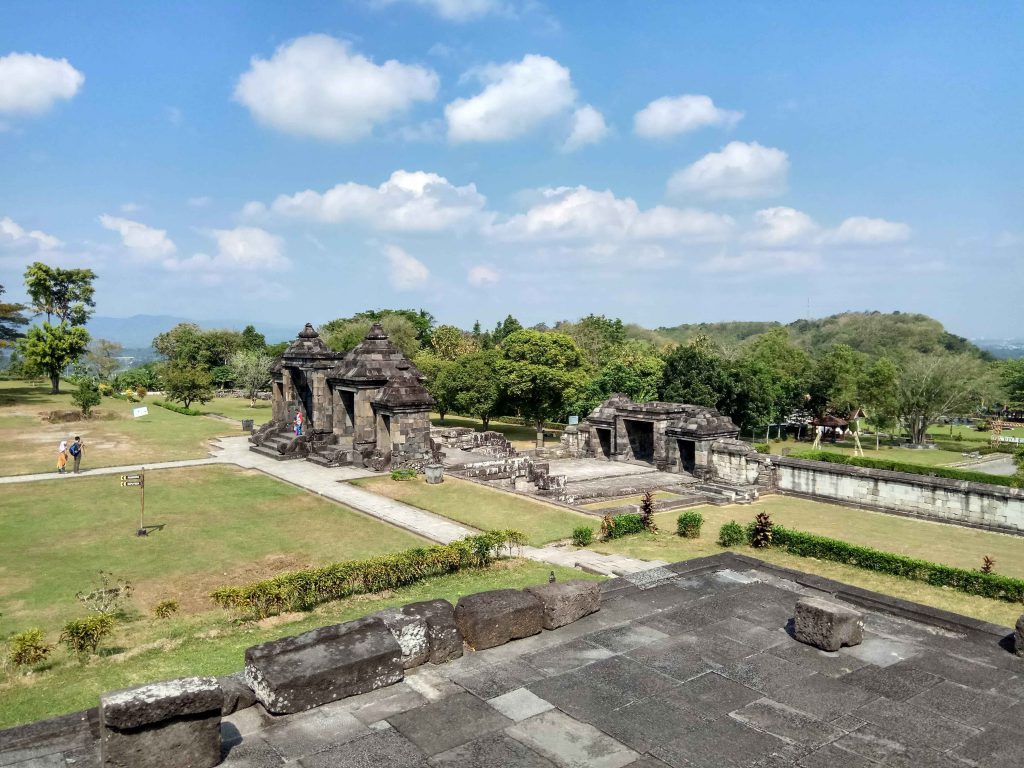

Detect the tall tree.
xmin=437 ymin=350 xmax=502 ymax=429
xmin=153 ymin=323 xmax=241 ymax=369
xmin=576 ymin=342 xmax=665 ymax=414
xmin=413 ymin=351 xmax=455 ymax=421
xmin=161 ymin=362 xmax=215 ymax=409
xmin=496 ymin=329 xmax=588 ymax=447
xmin=491 ymin=314 xmax=523 ymax=346
xmin=659 ymin=335 xmax=731 ymax=408
xmin=86 ymin=338 xmax=124 ymax=380
xmin=1000 ymin=358 xmax=1024 ymax=407
xmin=239 ymin=324 xmax=267 ymax=352
xmin=0 ymin=285 xmax=29 ymax=344
xmin=859 ymin=356 xmax=900 ymax=448
xmin=230 ymin=349 xmax=273 ymax=406
xmin=321 ymin=314 xmax=421 ymax=358
xmin=735 ymin=328 xmax=811 ymax=426
xmin=561 ymin=314 xmax=626 ymax=369
xmin=807 ymin=344 xmax=865 ymax=416
xmin=20 ymin=323 xmax=91 ymax=393
xmin=895 ymin=353 xmax=987 ymax=445
xmin=429 ymin=324 xmax=475 ymax=360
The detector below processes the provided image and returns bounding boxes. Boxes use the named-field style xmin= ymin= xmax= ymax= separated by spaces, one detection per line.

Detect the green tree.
xmin=659 ymin=335 xmax=731 ymax=408
xmin=160 ymin=362 xmax=215 ymax=409
xmin=430 ymin=324 xmax=475 ymax=360
xmin=71 ymin=378 xmax=101 ymax=417
xmin=1000 ymin=358 xmax=1024 ymax=407
xmin=414 ymin=351 xmax=455 ymax=421
xmin=807 ymin=344 xmax=865 ymax=416
xmin=859 ymin=356 xmax=900 ymax=448
xmin=321 ymin=314 xmax=421 ymax=358
xmin=0 ymin=285 xmax=29 ymax=345
xmin=576 ymin=343 xmax=665 ymax=414
xmin=895 ymin=353 xmax=988 ymax=445
xmin=239 ymin=324 xmax=267 ymax=352
xmin=86 ymin=338 xmax=124 ymax=380
xmin=210 ymin=365 xmax=234 ymax=389
xmin=230 ymin=350 xmax=273 ymax=406
xmin=152 ymin=324 xmax=241 ymax=369
xmin=734 ymin=328 xmax=811 ymax=427
xmin=19 ymin=323 xmax=90 ymax=393
xmin=497 ymin=329 xmax=588 ymax=447
xmin=23 ymin=262 xmax=96 ymax=325
xmin=560 ymin=314 xmax=626 ymax=368
xmin=438 ymin=350 xmax=502 ymax=429
xmin=491 ymin=314 xmax=523 ymax=346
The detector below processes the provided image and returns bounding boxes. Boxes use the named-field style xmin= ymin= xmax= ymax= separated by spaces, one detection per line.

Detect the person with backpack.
xmin=69 ymin=435 xmax=84 ymax=474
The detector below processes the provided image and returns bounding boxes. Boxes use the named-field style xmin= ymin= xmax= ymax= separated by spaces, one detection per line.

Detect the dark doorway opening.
xmin=679 ymin=439 xmax=696 ymax=474
xmin=341 ymin=391 xmax=356 ymax=434
xmin=290 ymin=368 xmax=314 ymax=428
xmin=623 ymin=419 xmax=655 ymax=464
xmin=596 ymin=428 xmax=612 ymax=459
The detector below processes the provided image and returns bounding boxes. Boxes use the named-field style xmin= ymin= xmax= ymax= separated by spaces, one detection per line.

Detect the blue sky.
xmin=1 ymin=1 xmax=1021 ymax=338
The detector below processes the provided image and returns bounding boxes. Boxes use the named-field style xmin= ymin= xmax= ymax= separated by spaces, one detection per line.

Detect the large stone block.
xmin=523 ymin=580 xmax=601 ymax=630
xmin=794 ymin=597 xmax=864 ymax=652
xmin=244 ymin=617 xmax=403 ymax=715
xmin=373 ymin=608 xmax=430 ymax=669
xmin=455 ymin=589 xmax=543 ymax=651
xmin=1015 ymin=614 xmax=1024 ymax=657
xmin=99 ymin=676 xmax=222 ymax=768
xmin=401 ymin=598 xmax=464 ymax=663
xmin=217 ymin=672 xmax=256 ymax=715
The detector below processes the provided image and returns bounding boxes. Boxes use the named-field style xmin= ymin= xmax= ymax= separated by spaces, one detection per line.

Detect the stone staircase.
xmin=306 ymin=437 xmax=355 ymax=468
xmin=248 ymin=431 xmax=306 ymax=461
xmin=696 ymin=480 xmax=759 ymax=505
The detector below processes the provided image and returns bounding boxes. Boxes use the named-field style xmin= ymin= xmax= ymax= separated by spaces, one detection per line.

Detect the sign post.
xmin=120 ymin=470 xmax=146 ymax=536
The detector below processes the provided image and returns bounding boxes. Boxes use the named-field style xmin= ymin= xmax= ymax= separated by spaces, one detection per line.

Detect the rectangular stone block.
xmin=454 ymin=589 xmax=543 ymax=651
xmin=100 ymin=676 xmax=222 ymax=768
xmin=244 ymin=617 xmax=402 ymax=715
xmin=794 ymin=597 xmax=864 ymax=652
xmin=372 ymin=608 xmax=431 ymax=669
xmin=523 ymin=579 xmax=601 ymax=630
xmin=401 ymin=598 xmax=464 ymax=663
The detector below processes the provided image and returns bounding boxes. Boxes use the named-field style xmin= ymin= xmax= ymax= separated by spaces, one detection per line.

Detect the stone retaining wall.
xmin=773 ymin=456 xmax=1024 ymax=534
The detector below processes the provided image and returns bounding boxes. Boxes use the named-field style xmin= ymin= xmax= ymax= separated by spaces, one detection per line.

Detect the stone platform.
xmin=6 ymin=554 xmax=1022 ymax=767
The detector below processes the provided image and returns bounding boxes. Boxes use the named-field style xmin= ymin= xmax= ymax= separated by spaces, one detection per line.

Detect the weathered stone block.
xmin=1015 ymin=614 xmax=1024 ymax=657
xmin=99 ymin=676 xmax=222 ymax=768
xmin=217 ymin=672 xmax=256 ymax=715
xmin=794 ymin=597 xmax=864 ymax=652
xmin=244 ymin=617 xmax=402 ymax=715
xmin=373 ymin=608 xmax=430 ymax=669
xmin=523 ymin=580 xmax=601 ymax=630
xmin=454 ymin=589 xmax=543 ymax=650
xmin=402 ymin=598 xmax=464 ymax=663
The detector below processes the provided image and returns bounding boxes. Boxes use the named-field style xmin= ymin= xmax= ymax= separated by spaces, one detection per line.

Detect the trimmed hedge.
xmin=210 ymin=529 xmax=527 ymax=619
xmin=768 ymin=524 xmax=1024 ymax=604
xmin=153 ymin=400 xmax=203 ymax=416
xmin=790 ymin=450 xmax=1024 ymax=489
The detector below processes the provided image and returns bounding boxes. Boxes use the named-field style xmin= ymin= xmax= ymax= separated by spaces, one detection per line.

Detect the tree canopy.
xmin=0 ymin=284 xmax=29 ymax=345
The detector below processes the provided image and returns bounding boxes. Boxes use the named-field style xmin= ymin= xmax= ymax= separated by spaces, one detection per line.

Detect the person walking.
xmin=293 ymin=409 xmax=304 ymax=437
xmin=69 ymin=435 xmax=84 ymax=474
xmin=57 ymin=439 xmax=68 ymax=474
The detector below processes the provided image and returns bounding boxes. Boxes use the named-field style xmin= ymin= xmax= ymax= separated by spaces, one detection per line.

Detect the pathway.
xmin=0 ymin=436 xmax=663 ymax=576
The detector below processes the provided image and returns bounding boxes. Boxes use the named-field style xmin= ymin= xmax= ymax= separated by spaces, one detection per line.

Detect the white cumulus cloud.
xmin=254 ymin=170 xmax=488 ymax=232
xmin=0 ymin=52 xmax=84 ymax=116
xmin=445 ymin=54 xmax=576 ymax=143
xmin=634 ymin=95 xmax=742 ymax=139
xmin=825 ymin=216 xmax=911 ymax=245
xmin=495 ymin=186 xmax=733 ymax=242
xmin=375 ymin=0 xmax=506 ymax=21
xmin=99 ymin=214 xmax=176 ymax=259
xmin=234 ymin=35 xmax=439 ymax=141
xmin=668 ymin=141 xmax=789 ymax=200
xmin=385 ymin=244 xmax=430 ymax=290
xmin=747 ymin=207 xmax=819 ymax=247
xmin=164 ymin=227 xmax=288 ymax=274
xmin=562 ymin=105 xmax=608 ymax=152
xmin=0 ymin=216 xmax=63 ymax=251
xmin=467 ymin=265 xmax=499 ymax=286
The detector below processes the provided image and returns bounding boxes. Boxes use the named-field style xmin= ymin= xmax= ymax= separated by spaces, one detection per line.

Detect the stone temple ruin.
xmin=250 ymin=323 xmax=434 ymax=470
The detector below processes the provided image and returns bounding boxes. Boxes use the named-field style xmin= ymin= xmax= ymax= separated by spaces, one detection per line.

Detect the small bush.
xmin=639 ymin=490 xmax=658 ymax=532
xmin=750 ymin=511 xmax=774 ymax=548
xmin=8 ymin=629 xmax=53 ymax=668
xmin=71 ymin=379 xmax=101 ymax=418
xmin=152 ymin=400 xmax=202 ymax=416
xmin=60 ymin=614 xmax=115 ymax=658
xmin=600 ymin=513 xmax=646 ymax=540
xmin=572 ymin=526 xmax=594 ymax=547
xmin=153 ymin=599 xmax=179 ymax=619
xmin=676 ymin=511 xmax=704 ymax=538
xmin=753 ymin=442 xmax=771 ymax=454
xmin=390 ymin=468 xmax=417 ymax=481
xmin=718 ymin=520 xmax=746 ymax=547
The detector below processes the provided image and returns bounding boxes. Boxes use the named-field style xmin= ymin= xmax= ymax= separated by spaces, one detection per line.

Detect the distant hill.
xmin=651 ymin=312 xmax=990 ymax=360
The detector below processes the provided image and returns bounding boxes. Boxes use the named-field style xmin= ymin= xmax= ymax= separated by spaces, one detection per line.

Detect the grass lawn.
xmin=431 ymin=413 xmax=562 ymax=449
xmin=195 ymin=396 xmax=273 ymax=424
xmin=0 ymin=380 xmax=238 ymax=476
xmin=352 ymin=475 xmax=596 ymax=546
xmin=0 ymin=558 xmax=594 ymax=728
xmin=583 ymin=491 xmax=683 ymax=511
xmin=768 ymin=438 xmax=969 ymax=467
xmin=591 ymin=495 xmax=1024 ymax=627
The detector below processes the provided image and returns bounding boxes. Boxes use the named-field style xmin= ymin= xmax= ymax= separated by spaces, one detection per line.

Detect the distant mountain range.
xmin=86 ymin=315 xmax=298 ymax=349
xmin=972 ymin=339 xmax=1024 ymax=360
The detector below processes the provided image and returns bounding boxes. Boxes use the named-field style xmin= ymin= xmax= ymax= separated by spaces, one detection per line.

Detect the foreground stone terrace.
xmin=3 ymin=553 xmax=1023 ymax=767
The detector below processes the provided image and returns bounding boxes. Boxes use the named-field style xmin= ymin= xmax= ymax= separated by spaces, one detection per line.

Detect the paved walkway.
xmin=0 ymin=437 xmax=663 ymax=576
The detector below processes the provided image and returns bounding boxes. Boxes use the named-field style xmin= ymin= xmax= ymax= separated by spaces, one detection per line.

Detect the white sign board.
xmin=997 ymin=435 xmax=1024 ymax=445
xmin=132 ymin=406 xmax=149 ymax=418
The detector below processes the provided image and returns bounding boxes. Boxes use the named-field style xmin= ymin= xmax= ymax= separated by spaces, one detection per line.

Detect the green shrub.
xmin=8 ymin=629 xmax=53 ymax=668
xmin=600 ymin=513 xmax=646 ymax=540
xmin=152 ymin=400 xmax=202 ymax=416
xmin=790 ymin=450 xmax=1024 ymax=488
xmin=718 ymin=520 xmax=746 ymax=547
xmin=770 ymin=525 xmax=1024 ymax=604
xmin=676 ymin=511 xmax=704 ymax=538
xmin=572 ymin=526 xmax=594 ymax=547
xmin=60 ymin=614 xmax=115 ymax=658
xmin=153 ymin=599 xmax=179 ymax=619
xmin=210 ymin=530 xmax=527 ymax=619
xmin=753 ymin=443 xmax=771 ymax=454
xmin=390 ymin=468 xmax=417 ymax=481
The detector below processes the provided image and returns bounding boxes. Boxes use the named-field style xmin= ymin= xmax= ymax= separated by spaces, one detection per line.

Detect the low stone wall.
xmin=774 ymin=456 xmax=1024 ymax=534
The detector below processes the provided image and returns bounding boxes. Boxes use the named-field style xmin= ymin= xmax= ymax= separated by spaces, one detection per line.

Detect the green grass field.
xmin=195 ymin=396 xmax=273 ymax=424
xmin=352 ymin=475 xmax=595 ymax=545
xmin=591 ymin=495 xmax=1024 ymax=627
xmin=430 ymin=413 xmax=562 ymax=449
xmin=0 ymin=381 xmax=238 ymax=475
xmin=583 ymin=491 xmax=683 ymax=511
xmin=768 ymin=438 xmax=970 ymax=467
